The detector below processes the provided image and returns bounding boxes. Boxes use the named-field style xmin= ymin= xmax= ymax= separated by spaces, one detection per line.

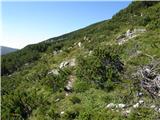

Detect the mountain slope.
xmin=1 ymin=1 xmax=160 ymax=120
xmin=0 ymin=46 xmax=18 ymax=55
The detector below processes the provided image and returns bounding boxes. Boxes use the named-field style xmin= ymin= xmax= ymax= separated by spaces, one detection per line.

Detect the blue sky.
xmin=2 ymin=1 xmax=131 ymax=49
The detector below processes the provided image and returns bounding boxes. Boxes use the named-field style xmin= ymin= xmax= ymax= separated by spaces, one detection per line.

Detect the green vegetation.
xmin=1 ymin=1 xmax=160 ymax=120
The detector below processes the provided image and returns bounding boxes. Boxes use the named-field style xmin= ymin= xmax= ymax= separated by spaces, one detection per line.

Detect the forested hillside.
xmin=1 ymin=1 xmax=160 ymax=120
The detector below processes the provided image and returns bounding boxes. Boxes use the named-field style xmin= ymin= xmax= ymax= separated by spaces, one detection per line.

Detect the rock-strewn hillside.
xmin=1 ymin=1 xmax=160 ymax=120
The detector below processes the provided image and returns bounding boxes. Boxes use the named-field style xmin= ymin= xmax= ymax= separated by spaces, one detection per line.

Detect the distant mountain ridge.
xmin=1 ymin=46 xmax=18 ymax=55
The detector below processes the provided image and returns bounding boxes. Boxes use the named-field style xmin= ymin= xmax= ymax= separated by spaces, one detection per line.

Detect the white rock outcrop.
xmin=133 ymin=103 xmax=140 ymax=108
xmin=137 ymin=92 xmax=143 ymax=97
xmin=59 ymin=58 xmax=76 ymax=69
xmin=64 ymin=75 xmax=75 ymax=93
xmin=116 ymin=28 xmax=146 ymax=45
xmin=48 ymin=69 xmax=59 ymax=75
xmin=117 ymin=104 xmax=126 ymax=109
xmin=78 ymin=42 xmax=82 ymax=47
xmin=60 ymin=111 xmax=64 ymax=115
xmin=138 ymin=100 xmax=144 ymax=105
xmin=106 ymin=103 xmax=116 ymax=109
xmin=150 ymin=105 xmax=156 ymax=109
xmin=106 ymin=103 xmax=126 ymax=109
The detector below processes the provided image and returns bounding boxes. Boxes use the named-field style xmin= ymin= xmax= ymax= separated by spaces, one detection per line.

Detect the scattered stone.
xmin=25 ymin=63 xmax=29 ymax=66
xmin=60 ymin=111 xmax=64 ymax=115
xmin=137 ymin=92 xmax=143 ymax=97
xmin=64 ymin=85 xmax=72 ymax=92
xmin=125 ymin=109 xmax=131 ymax=114
xmin=70 ymin=58 xmax=76 ymax=67
xmin=74 ymin=42 xmax=77 ymax=46
xmin=138 ymin=100 xmax=144 ymax=105
xmin=116 ymin=28 xmax=146 ymax=45
xmin=84 ymin=36 xmax=87 ymax=41
xmin=65 ymin=93 xmax=69 ymax=96
xmin=106 ymin=103 xmax=116 ymax=109
xmin=55 ymin=98 xmax=60 ymax=102
xmin=59 ymin=50 xmax=63 ymax=53
xmin=48 ymin=69 xmax=59 ymax=75
xmin=64 ymin=75 xmax=75 ymax=93
xmin=59 ymin=61 xmax=69 ymax=68
xmin=116 ymin=104 xmax=126 ymax=109
xmin=133 ymin=103 xmax=140 ymax=108
xmin=8 ymin=74 xmax=12 ymax=77
xmin=115 ymin=109 xmax=119 ymax=112
xmin=88 ymin=51 xmax=93 ymax=56
xmin=122 ymin=109 xmax=131 ymax=116
xmin=59 ymin=59 xmax=76 ymax=69
xmin=53 ymin=51 xmax=58 ymax=55
xmin=150 ymin=105 xmax=156 ymax=109
xmin=68 ymin=47 xmax=72 ymax=50
xmin=125 ymin=29 xmax=132 ymax=37
xmin=78 ymin=42 xmax=82 ymax=47
xmin=158 ymin=90 xmax=160 ymax=97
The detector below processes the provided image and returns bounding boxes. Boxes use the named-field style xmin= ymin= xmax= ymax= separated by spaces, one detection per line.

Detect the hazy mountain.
xmin=1 ymin=46 xmax=18 ymax=55
xmin=1 ymin=1 xmax=160 ymax=120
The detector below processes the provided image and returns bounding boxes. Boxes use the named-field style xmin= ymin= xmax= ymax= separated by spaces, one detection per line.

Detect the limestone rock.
xmin=137 ymin=92 xmax=143 ymax=97
xmin=150 ymin=105 xmax=156 ymax=109
xmin=55 ymin=98 xmax=60 ymax=102
xmin=70 ymin=58 xmax=76 ymax=67
xmin=64 ymin=75 xmax=75 ymax=93
xmin=59 ymin=61 xmax=69 ymax=69
xmin=60 ymin=111 xmax=64 ymax=115
xmin=117 ymin=104 xmax=126 ymax=109
xmin=59 ymin=59 xmax=76 ymax=69
xmin=53 ymin=50 xmax=58 ymax=55
xmin=133 ymin=103 xmax=139 ymax=108
xmin=138 ymin=100 xmax=144 ymax=105
xmin=106 ymin=103 xmax=116 ymax=109
xmin=48 ymin=69 xmax=59 ymax=75
xmin=78 ymin=42 xmax=82 ymax=47
xmin=116 ymin=28 xmax=146 ymax=45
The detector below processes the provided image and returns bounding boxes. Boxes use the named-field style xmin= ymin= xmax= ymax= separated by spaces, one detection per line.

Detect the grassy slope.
xmin=1 ymin=1 xmax=160 ymax=120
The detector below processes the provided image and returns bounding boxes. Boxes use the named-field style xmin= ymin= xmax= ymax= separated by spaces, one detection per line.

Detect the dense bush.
xmin=76 ymin=45 xmax=124 ymax=91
